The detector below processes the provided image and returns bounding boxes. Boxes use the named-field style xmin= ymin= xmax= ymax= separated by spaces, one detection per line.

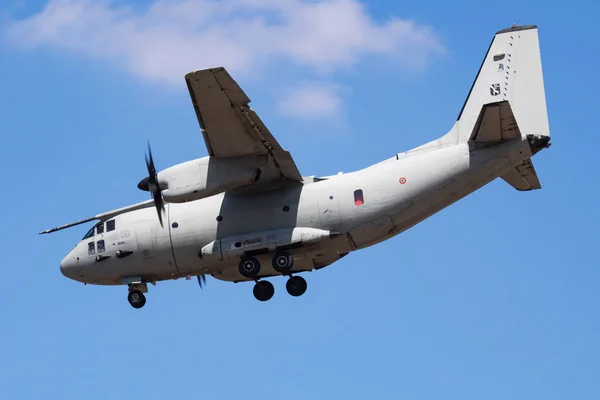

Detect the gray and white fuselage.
xmin=60 ymin=136 xmax=540 ymax=284
xmin=48 ymin=25 xmax=552 ymax=307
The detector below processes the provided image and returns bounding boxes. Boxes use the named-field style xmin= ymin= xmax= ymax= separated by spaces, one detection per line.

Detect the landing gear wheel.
xmin=239 ymin=256 xmax=261 ymax=278
xmin=128 ymin=290 xmax=146 ymax=309
xmin=286 ymin=276 xmax=307 ymax=297
xmin=253 ymin=280 xmax=275 ymax=302
xmin=272 ymin=251 xmax=294 ymax=274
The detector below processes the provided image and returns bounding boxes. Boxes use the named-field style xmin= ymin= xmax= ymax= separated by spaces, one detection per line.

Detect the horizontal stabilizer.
xmin=470 ymin=101 xmax=521 ymax=143
xmin=500 ymin=158 xmax=542 ymax=191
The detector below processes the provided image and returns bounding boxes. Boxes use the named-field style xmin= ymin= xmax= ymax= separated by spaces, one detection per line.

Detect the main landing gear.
xmin=238 ymin=251 xmax=294 ymax=279
xmin=239 ymin=251 xmax=307 ymax=302
xmin=286 ymin=275 xmax=307 ymax=297
xmin=251 ymin=275 xmax=307 ymax=301
xmin=253 ymin=280 xmax=275 ymax=301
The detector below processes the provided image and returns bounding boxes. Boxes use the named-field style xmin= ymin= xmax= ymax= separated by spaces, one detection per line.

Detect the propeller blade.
xmin=197 ymin=275 xmax=206 ymax=289
xmin=145 ymin=141 xmax=157 ymax=177
xmin=152 ymin=188 xmax=164 ymax=227
xmin=143 ymin=141 xmax=165 ymax=227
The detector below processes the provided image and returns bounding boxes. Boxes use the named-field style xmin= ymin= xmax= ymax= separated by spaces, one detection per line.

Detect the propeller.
xmin=141 ymin=142 xmax=165 ymax=227
xmin=197 ymin=274 xmax=207 ymax=289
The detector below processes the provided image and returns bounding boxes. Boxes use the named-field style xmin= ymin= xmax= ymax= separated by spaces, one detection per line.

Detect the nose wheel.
xmin=127 ymin=283 xmax=148 ymax=309
xmin=128 ymin=289 xmax=146 ymax=309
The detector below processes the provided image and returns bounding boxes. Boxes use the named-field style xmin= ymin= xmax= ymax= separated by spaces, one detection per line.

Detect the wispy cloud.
xmin=278 ymin=83 xmax=343 ymax=119
xmin=3 ymin=0 xmax=444 ymax=118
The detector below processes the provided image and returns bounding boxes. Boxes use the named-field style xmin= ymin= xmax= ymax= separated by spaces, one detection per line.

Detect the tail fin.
xmin=413 ymin=25 xmax=550 ymax=151
xmin=419 ymin=25 xmax=551 ymax=189
xmin=455 ymin=24 xmax=550 ymax=142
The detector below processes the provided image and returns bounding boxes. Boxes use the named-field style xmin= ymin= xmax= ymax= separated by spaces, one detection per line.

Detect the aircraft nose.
xmin=60 ymin=253 xmax=77 ymax=278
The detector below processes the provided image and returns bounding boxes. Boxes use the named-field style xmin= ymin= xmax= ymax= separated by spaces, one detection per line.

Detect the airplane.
xmin=41 ymin=25 xmax=551 ymax=309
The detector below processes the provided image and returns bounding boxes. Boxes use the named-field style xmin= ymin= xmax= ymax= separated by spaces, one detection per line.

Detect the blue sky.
xmin=1 ymin=0 xmax=599 ymax=399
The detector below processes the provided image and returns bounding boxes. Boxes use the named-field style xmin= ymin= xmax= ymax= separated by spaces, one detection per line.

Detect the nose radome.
xmin=60 ymin=253 xmax=76 ymax=278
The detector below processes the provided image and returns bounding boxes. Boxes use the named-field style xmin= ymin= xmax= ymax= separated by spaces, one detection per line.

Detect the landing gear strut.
xmin=127 ymin=283 xmax=148 ymax=309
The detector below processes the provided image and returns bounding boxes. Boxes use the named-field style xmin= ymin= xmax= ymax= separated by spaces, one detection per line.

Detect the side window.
xmin=97 ymin=240 xmax=105 ymax=253
xmin=106 ymin=220 xmax=115 ymax=232
xmin=97 ymin=224 xmax=104 ymax=235
xmin=354 ymin=189 xmax=364 ymax=206
xmin=88 ymin=241 xmax=95 ymax=255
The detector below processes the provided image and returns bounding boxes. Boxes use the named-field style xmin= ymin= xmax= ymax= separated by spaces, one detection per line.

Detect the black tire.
xmin=253 ymin=280 xmax=274 ymax=301
xmin=238 ymin=256 xmax=261 ymax=278
xmin=272 ymin=251 xmax=294 ymax=273
xmin=128 ymin=290 xmax=146 ymax=309
xmin=286 ymin=276 xmax=307 ymax=297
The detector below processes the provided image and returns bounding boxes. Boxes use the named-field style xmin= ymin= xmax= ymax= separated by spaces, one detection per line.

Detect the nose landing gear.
xmin=127 ymin=283 xmax=148 ymax=309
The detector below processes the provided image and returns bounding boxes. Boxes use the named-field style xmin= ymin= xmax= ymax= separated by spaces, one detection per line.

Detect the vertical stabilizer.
xmin=456 ymin=25 xmax=550 ymax=141
xmin=414 ymin=25 xmax=550 ymax=150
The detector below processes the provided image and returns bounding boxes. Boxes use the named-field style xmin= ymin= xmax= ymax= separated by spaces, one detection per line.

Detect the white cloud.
xmin=3 ymin=0 xmax=444 ymax=118
xmin=278 ymin=83 xmax=343 ymax=119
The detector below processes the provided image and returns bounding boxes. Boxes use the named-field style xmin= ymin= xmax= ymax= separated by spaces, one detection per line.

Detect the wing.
xmin=185 ymin=67 xmax=302 ymax=184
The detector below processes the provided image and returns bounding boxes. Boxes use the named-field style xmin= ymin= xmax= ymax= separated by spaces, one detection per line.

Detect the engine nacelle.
xmin=157 ymin=155 xmax=269 ymax=203
xmin=201 ymin=227 xmax=337 ymax=261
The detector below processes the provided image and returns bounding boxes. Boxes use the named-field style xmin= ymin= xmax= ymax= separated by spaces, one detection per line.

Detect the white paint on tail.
xmin=411 ymin=25 xmax=550 ymax=153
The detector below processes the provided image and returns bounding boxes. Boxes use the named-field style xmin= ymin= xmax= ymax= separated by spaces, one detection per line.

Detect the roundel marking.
xmin=399 ymin=177 xmax=407 ymax=185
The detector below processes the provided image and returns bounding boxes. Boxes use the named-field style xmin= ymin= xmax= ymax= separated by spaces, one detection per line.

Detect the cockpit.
xmin=81 ymin=219 xmax=118 ymax=256
xmin=81 ymin=219 xmax=117 ymax=240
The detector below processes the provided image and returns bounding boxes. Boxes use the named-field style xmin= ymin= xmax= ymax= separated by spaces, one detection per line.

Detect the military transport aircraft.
xmin=41 ymin=25 xmax=551 ymax=309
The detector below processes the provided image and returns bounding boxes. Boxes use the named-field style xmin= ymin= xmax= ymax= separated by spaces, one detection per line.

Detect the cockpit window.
xmin=106 ymin=220 xmax=115 ymax=232
xmin=82 ymin=227 xmax=95 ymax=240
xmin=97 ymin=224 xmax=104 ymax=235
